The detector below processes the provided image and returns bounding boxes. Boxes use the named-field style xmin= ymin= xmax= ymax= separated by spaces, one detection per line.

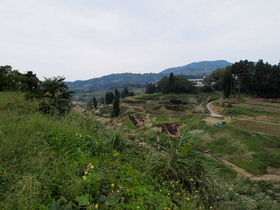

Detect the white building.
xmin=188 ymin=78 xmax=204 ymax=86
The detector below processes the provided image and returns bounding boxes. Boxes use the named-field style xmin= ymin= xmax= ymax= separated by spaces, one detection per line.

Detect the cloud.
xmin=0 ymin=0 xmax=279 ymax=81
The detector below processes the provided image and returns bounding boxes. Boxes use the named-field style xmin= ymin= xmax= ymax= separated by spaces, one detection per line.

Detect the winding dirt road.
xmin=206 ymin=90 xmax=224 ymax=117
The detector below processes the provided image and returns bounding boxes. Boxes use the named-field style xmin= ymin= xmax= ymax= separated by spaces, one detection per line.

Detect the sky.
xmin=1 ymin=0 xmax=280 ymax=81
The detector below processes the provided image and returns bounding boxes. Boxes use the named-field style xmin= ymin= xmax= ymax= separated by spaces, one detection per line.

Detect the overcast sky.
xmin=1 ymin=0 xmax=280 ymax=81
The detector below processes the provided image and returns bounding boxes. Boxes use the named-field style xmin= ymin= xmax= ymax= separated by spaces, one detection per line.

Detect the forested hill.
xmin=67 ymin=60 xmax=232 ymax=93
xmin=66 ymin=73 xmax=167 ymax=93
xmin=160 ymin=60 xmax=232 ymax=75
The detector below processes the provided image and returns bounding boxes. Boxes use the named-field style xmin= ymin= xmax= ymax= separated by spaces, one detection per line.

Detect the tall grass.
xmin=1 ymin=92 xmax=280 ymax=209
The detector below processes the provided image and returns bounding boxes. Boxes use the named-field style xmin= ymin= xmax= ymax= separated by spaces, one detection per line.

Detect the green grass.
xmin=198 ymin=121 xmax=280 ymax=175
xmin=226 ymin=105 xmax=280 ymax=117
xmin=155 ymin=116 xmax=169 ymax=123
xmin=1 ymin=92 xmax=280 ymax=209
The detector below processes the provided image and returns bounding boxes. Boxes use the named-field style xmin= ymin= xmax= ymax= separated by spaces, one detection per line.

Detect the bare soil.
xmin=128 ymin=114 xmax=145 ymax=128
xmin=160 ymin=123 xmax=182 ymax=137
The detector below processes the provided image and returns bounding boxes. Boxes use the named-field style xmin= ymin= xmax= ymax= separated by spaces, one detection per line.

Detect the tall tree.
xmin=93 ymin=97 xmax=97 ymax=109
xmin=112 ymin=90 xmax=120 ymax=117
xmin=230 ymin=60 xmax=254 ymax=99
xmin=105 ymin=92 xmax=114 ymax=104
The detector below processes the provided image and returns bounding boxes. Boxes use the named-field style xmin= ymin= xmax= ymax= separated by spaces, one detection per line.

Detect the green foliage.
xmin=203 ymin=68 xmax=225 ymax=90
xmin=87 ymin=97 xmax=98 ymax=110
xmin=0 ymin=66 xmax=40 ymax=92
xmin=157 ymin=74 xmax=197 ymax=94
xmin=105 ymin=92 xmax=114 ymax=104
xmin=145 ymin=83 xmax=157 ymax=94
xmin=111 ymin=89 xmax=120 ymax=117
xmin=223 ymin=59 xmax=280 ymax=98
xmin=36 ymin=77 xmax=73 ymax=116
xmin=1 ymin=91 xmax=280 ymax=209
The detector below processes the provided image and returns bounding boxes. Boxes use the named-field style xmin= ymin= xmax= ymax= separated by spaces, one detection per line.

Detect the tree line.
xmin=203 ymin=60 xmax=280 ymax=98
xmin=0 ymin=65 xmax=73 ymax=116
xmin=145 ymin=73 xmax=197 ymax=94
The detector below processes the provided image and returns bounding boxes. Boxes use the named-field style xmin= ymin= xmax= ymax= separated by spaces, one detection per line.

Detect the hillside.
xmin=1 ymin=92 xmax=280 ymax=209
xmin=67 ymin=60 xmax=232 ymax=93
xmin=160 ymin=60 xmax=232 ymax=75
xmin=67 ymin=73 xmax=165 ymax=93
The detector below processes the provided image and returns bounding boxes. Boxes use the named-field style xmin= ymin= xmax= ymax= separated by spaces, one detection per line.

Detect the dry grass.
xmin=233 ymin=120 xmax=280 ymax=136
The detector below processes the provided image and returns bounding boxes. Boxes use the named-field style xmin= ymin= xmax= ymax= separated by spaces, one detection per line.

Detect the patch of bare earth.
xmin=210 ymin=104 xmax=225 ymax=115
xmin=160 ymin=123 xmax=182 ymax=138
xmin=128 ymin=115 xmax=145 ymax=128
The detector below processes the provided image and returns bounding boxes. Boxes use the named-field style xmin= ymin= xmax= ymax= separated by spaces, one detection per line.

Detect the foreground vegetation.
xmin=1 ymin=92 xmax=279 ymax=209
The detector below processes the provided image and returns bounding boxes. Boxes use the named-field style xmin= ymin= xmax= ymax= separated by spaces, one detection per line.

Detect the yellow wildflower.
xmin=187 ymin=197 xmax=189 ymax=200
xmin=85 ymin=171 xmax=88 ymax=175
xmin=210 ymin=207 xmax=213 ymax=209
xmin=190 ymin=178 xmax=193 ymax=182
xmin=137 ymin=206 xmax=140 ymax=209
xmin=83 ymin=176 xmax=86 ymax=180
xmin=91 ymin=165 xmax=94 ymax=169
xmin=95 ymin=204 xmax=98 ymax=208
xmin=111 ymin=184 xmax=114 ymax=187
xmin=117 ymin=190 xmax=119 ymax=193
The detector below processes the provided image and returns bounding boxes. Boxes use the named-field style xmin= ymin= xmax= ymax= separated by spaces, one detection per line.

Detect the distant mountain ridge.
xmin=67 ymin=60 xmax=232 ymax=93
xmin=160 ymin=60 xmax=232 ymax=75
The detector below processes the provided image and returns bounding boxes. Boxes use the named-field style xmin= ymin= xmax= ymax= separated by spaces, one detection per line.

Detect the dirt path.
xmin=200 ymin=148 xmax=280 ymax=182
xmin=206 ymin=90 xmax=224 ymax=117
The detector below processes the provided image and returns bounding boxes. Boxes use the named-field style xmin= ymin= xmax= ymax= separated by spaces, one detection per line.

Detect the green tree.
xmin=222 ymin=66 xmax=234 ymax=98
xmin=231 ymin=60 xmax=254 ymax=99
xmin=204 ymin=68 xmax=225 ymax=90
xmin=112 ymin=89 xmax=120 ymax=117
xmin=24 ymin=71 xmax=40 ymax=93
xmin=105 ymin=92 xmax=114 ymax=104
xmin=38 ymin=76 xmax=74 ymax=116
xmin=100 ymin=97 xmax=105 ymax=104
xmin=121 ymin=87 xmax=129 ymax=98
xmin=114 ymin=88 xmax=120 ymax=98
xmin=145 ymin=83 xmax=157 ymax=94
xmin=93 ymin=97 xmax=97 ymax=109
xmin=157 ymin=75 xmax=196 ymax=94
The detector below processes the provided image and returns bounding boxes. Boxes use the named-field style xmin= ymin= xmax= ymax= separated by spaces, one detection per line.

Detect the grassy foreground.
xmin=1 ymin=92 xmax=280 ymax=209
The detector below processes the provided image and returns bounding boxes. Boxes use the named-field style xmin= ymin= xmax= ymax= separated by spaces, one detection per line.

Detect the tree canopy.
xmin=157 ymin=73 xmax=196 ymax=94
